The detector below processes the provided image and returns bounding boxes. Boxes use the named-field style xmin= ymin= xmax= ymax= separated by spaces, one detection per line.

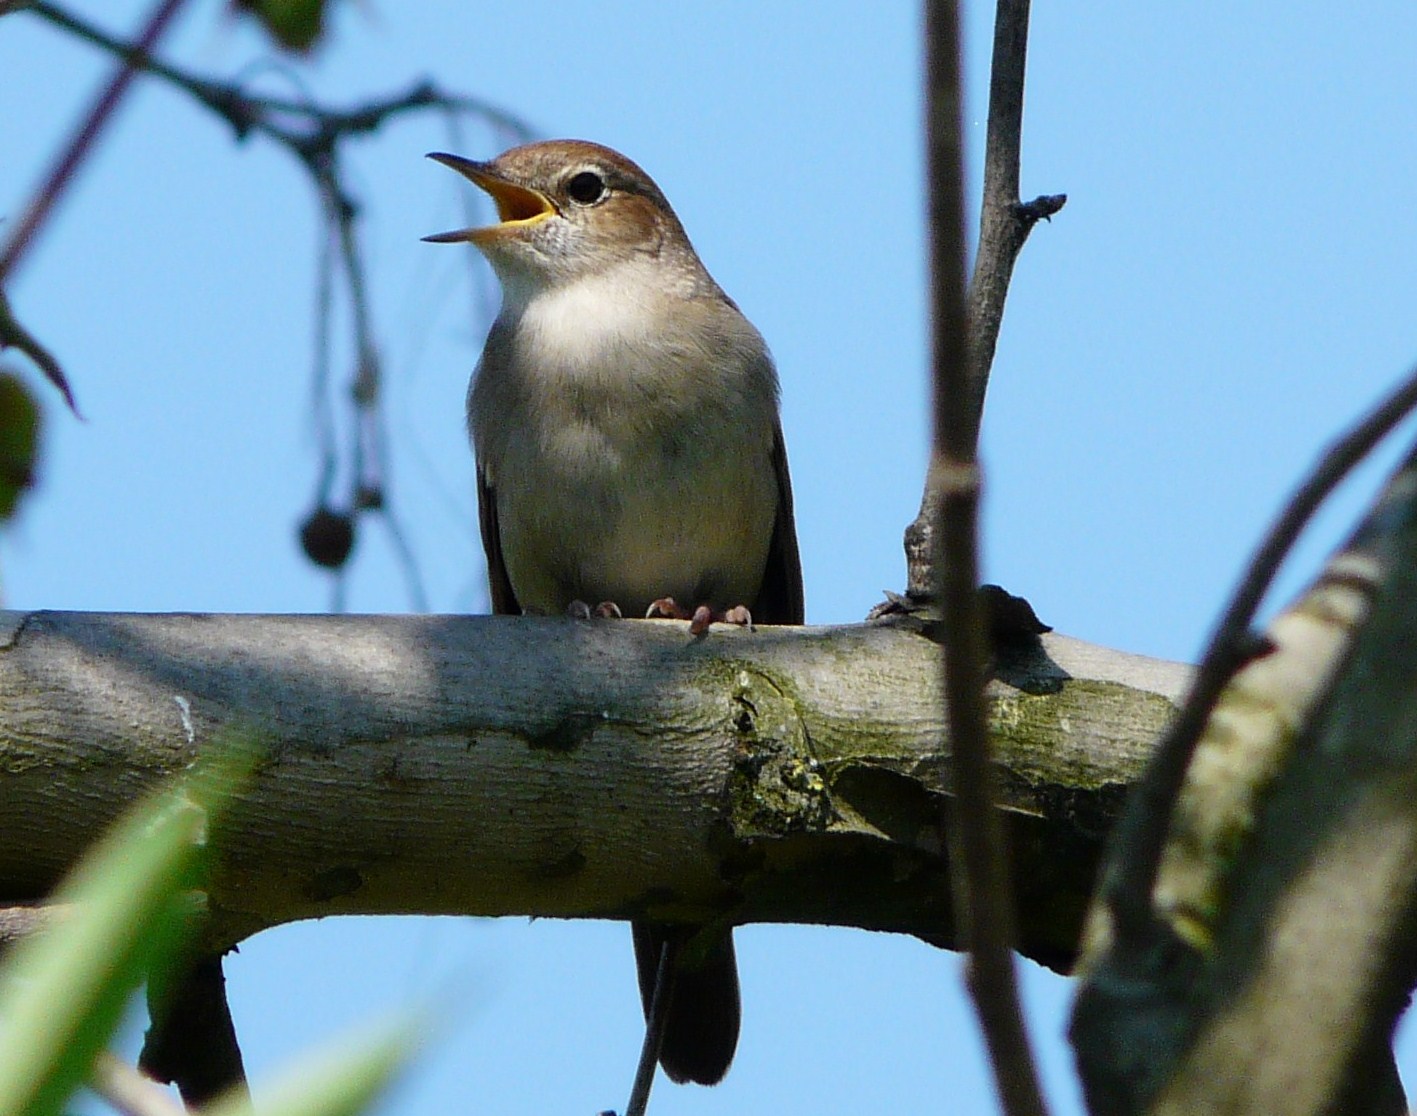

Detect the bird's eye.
xmin=566 ymin=170 xmax=606 ymax=205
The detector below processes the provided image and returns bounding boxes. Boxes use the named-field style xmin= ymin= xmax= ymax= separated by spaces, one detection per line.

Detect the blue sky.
xmin=4 ymin=3 xmax=1417 ymax=1113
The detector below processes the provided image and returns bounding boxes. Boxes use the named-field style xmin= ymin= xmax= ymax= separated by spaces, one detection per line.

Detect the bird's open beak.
xmin=422 ymin=152 xmax=555 ymax=244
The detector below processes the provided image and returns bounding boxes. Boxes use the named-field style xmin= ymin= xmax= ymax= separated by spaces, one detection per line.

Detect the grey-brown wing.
xmin=752 ymin=421 xmax=804 ymax=626
xmin=477 ymin=465 xmax=521 ymax=616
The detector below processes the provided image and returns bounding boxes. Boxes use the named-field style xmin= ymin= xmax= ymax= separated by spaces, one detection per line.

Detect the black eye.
xmin=566 ymin=170 xmax=606 ymax=205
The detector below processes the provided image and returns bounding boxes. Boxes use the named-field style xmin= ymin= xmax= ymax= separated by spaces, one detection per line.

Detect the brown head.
xmin=423 ymin=140 xmax=713 ymax=298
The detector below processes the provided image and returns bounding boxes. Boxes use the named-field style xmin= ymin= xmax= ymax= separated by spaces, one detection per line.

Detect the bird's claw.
xmin=646 ymin=597 xmax=691 ymax=622
xmin=567 ymin=600 xmax=624 ymax=620
xmin=647 ymin=598 xmax=753 ymax=636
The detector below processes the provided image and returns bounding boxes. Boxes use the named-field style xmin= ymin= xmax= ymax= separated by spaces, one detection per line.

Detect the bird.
xmin=424 ymin=139 xmax=803 ymax=1086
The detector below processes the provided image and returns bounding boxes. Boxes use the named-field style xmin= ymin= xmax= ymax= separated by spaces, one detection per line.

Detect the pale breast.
xmin=472 ymin=270 xmax=782 ymax=616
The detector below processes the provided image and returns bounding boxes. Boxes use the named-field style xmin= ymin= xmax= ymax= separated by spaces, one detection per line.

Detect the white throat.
xmin=500 ymin=259 xmax=665 ymax=371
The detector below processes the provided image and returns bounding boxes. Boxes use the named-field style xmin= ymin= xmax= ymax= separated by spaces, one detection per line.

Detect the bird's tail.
xmin=631 ymin=921 xmax=741 ymax=1086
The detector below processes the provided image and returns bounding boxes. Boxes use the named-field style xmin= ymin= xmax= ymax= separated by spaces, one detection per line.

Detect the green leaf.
xmin=204 ymin=1015 xmax=420 ymax=1116
xmin=0 ymin=746 xmax=255 ymax=1116
xmin=0 ymin=371 xmax=39 ymax=520
xmin=238 ymin=0 xmax=328 ymax=52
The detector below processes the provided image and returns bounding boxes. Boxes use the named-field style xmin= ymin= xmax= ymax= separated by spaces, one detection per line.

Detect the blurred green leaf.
xmin=234 ymin=0 xmax=328 ymax=52
xmin=0 ymin=745 xmax=256 ymax=1116
xmin=0 ymin=371 xmax=39 ymax=520
xmin=205 ymin=1014 xmax=420 ymax=1116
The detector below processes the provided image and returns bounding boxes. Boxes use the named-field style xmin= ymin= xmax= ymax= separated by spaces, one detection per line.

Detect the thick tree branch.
xmin=0 ymin=613 xmax=1184 ymax=967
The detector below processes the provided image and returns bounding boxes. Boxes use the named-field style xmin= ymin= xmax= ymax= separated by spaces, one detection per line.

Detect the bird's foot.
xmin=646 ymin=598 xmax=753 ymax=636
xmin=567 ymin=600 xmax=624 ymax=619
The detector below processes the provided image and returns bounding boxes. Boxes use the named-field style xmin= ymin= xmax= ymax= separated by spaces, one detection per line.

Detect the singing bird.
xmin=425 ymin=139 xmax=803 ymax=1085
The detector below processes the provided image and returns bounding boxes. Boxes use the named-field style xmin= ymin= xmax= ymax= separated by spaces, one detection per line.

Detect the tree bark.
xmin=0 ymin=610 xmax=1184 ymax=964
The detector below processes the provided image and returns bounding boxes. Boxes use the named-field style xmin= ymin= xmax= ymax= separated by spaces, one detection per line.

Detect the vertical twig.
xmin=0 ymin=0 xmax=190 ymax=285
xmin=624 ymin=942 xmax=674 ymax=1116
xmin=964 ymin=0 xmax=1064 ymax=444
xmin=905 ymin=0 xmax=1064 ymax=602
xmin=139 ymin=954 xmax=250 ymax=1108
xmin=927 ymin=1 xmax=1049 ymax=1113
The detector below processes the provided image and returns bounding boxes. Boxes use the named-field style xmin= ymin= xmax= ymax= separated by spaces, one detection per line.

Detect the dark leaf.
xmin=0 ymin=286 xmax=77 ymax=415
xmin=0 ymin=370 xmax=40 ymax=520
xmin=232 ymin=0 xmax=328 ymax=53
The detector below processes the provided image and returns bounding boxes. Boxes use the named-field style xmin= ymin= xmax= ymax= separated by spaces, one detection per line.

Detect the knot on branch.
xmin=725 ymin=666 xmax=832 ymax=837
xmin=1014 ymin=193 xmax=1067 ymax=227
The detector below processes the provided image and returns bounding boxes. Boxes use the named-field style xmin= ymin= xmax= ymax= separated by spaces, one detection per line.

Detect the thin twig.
xmin=0 ymin=0 xmax=190 ymax=287
xmin=375 ymin=485 xmax=431 ymax=612
xmin=310 ymin=223 xmax=339 ymax=504
xmin=927 ymin=1 xmax=1049 ymax=1114
xmin=24 ymin=3 xmax=533 ymax=143
xmin=624 ymin=942 xmax=674 ymax=1116
xmin=317 ymin=148 xmax=427 ymax=608
xmin=904 ymin=0 xmax=1064 ymax=603
xmin=0 ymin=0 xmax=190 ymax=414
xmin=1106 ymin=361 xmax=1417 ymax=939
xmin=21 ymin=1 xmax=527 ymax=592
xmin=0 ymin=285 xmax=75 ymax=413
xmin=964 ymin=0 xmax=1066 ymax=447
